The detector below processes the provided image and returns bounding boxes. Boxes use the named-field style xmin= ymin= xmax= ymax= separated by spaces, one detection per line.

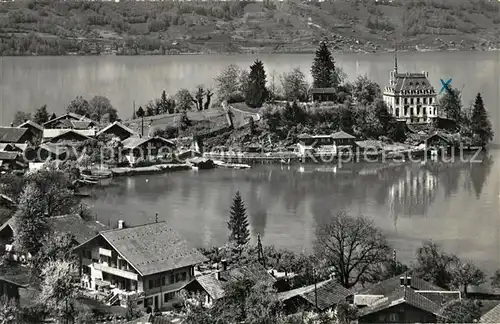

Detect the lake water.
xmin=0 ymin=51 xmax=498 ymax=143
xmin=86 ymin=150 xmax=500 ymax=273
xmin=1 ymin=52 xmax=499 ymax=272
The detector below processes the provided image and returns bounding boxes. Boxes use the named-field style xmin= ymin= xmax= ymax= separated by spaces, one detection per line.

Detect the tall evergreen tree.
xmin=227 ymin=191 xmax=250 ymax=246
xmin=471 ymin=93 xmax=493 ymax=148
xmin=136 ymin=106 xmax=145 ymax=118
xmin=245 ymin=60 xmax=269 ymax=108
xmin=311 ymin=41 xmax=338 ymax=89
xmin=33 ymin=105 xmax=49 ymax=125
xmin=437 ymin=87 xmax=462 ymax=122
xmin=49 ymin=112 xmax=57 ymax=121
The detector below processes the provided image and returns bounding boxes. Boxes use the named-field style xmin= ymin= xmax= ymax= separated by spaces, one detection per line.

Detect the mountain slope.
xmin=0 ymin=0 xmax=498 ymax=55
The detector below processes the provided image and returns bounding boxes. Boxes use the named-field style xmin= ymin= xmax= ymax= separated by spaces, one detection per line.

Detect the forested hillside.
xmin=0 ymin=0 xmax=499 ymax=55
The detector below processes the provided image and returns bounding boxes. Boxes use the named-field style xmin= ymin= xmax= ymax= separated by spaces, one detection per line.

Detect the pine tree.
xmin=49 ymin=112 xmax=57 ymax=121
xmin=227 ymin=191 xmax=250 ymax=246
xmin=161 ymin=90 xmax=168 ymax=114
xmin=33 ymin=105 xmax=49 ymax=125
xmin=311 ymin=41 xmax=338 ymax=89
xmin=245 ymin=60 xmax=269 ymax=108
xmin=471 ymin=93 xmax=494 ymax=148
xmin=136 ymin=106 xmax=145 ymax=118
xmin=437 ymin=87 xmax=462 ymax=122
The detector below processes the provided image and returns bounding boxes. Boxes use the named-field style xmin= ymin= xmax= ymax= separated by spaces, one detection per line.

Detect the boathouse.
xmin=382 ymin=53 xmax=437 ymax=124
xmin=73 ymin=221 xmax=208 ymax=311
xmin=296 ymin=131 xmax=355 ymax=156
xmin=311 ymin=88 xmax=336 ymax=102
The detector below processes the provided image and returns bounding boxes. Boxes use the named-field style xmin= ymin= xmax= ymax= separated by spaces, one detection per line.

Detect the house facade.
xmin=18 ymin=120 xmax=43 ymax=142
xmin=382 ymin=54 xmax=437 ymax=124
xmin=311 ymin=88 xmax=336 ymax=102
xmin=296 ymin=131 xmax=355 ymax=156
xmin=0 ymin=277 xmax=25 ymax=303
xmin=74 ymin=221 xmax=207 ymax=311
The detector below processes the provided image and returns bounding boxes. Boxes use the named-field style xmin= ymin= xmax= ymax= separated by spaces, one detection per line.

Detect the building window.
xmin=410 ymin=98 xmax=414 ymax=104
xmin=148 ymin=280 xmax=153 ymax=289
xmin=429 ymin=98 xmax=433 ymax=104
xmin=416 ymin=107 xmax=420 ymax=115
xmin=161 ymin=276 xmax=166 ymax=286
xmin=423 ymin=97 xmax=427 ymax=104
xmin=145 ymin=298 xmax=153 ymax=308
xmin=416 ymin=97 xmax=420 ymax=104
xmin=404 ymin=107 xmax=408 ymax=115
xmin=395 ymin=108 xmax=400 ymax=117
xmin=170 ymin=274 xmax=175 ymax=284
xmin=389 ymin=313 xmax=399 ymax=322
xmin=164 ymin=292 xmax=175 ymax=303
xmin=175 ymin=272 xmax=187 ymax=282
xmin=395 ymin=97 xmax=399 ymax=105
xmin=404 ymin=98 xmax=408 ymax=104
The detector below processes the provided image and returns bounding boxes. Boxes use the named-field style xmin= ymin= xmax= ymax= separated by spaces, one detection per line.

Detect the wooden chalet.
xmin=18 ymin=120 xmax=43 ymax=140
xmin=44 ymin=129 xmax=94 ymax=144
xmin=121 ymin=136 xmax=175 ymax=165
xmin=43 ymin=113 xmax=93 ymax=129
xmin=96 ymin=121 xmax=136 ymax=141
xmin=311 ymin=88 xmax=336 ymax=102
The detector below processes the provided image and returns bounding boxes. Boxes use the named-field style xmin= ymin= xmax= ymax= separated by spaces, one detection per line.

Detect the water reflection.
xmin=87 ymin=150 xmax=499 ymax=270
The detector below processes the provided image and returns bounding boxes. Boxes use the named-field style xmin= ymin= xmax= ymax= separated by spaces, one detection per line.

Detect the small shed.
xmin=311 ymin=88 xmax=336 ymax=102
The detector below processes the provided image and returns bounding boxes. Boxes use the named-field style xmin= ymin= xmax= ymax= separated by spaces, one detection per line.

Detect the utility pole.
xmin=133 ymin=100 xmax=136 ymax=119
xmin=314 ymin=267 xmax=318 ymax=309
xmin=257 ymin=234 xmax=265 ymax=268
xmin=141 ymin=115 xmax=144 ymax=138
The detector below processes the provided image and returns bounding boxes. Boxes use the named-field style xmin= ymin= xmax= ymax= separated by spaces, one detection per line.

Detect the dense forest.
xmin=0 ymin=0 xmax=499 ymax=55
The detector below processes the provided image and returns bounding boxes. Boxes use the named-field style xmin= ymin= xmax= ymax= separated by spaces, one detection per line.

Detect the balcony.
xmin=94 ymin=263 xmax=138 ymax=281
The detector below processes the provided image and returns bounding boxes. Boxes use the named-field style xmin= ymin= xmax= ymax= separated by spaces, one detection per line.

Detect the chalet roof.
xmin=481 ymin=302 xmax=500 ymax=323
xmin=0 ymin=151 xmax=18 ymax=161
xmin=359 ymin=287 xmax=444 ymax=318
xmin=311 ymin=88 xmax=336 ymax=94
xmin=331 ymin=130 xmax=355 ymax=140
xmin=46 ymin=130 xmax=94 ymax=143
xmin=194 ymin=274 xmax=226 ymax=300
xmin=355 ymin=140 xmax=384 ymax=150
xmin=391 ymin=72 xmax=435 ymax=93
xmin=96 ymin=121 xmax=136 ymax=138
xmin=94 ymin=222 xmax=207 ymax=276
xmin=278 ymin=279 xmax=352 ymax=310
xmin=38 ymin=143 xmax=68 ymax=156
xmin=191 ymin=263 xmax=276 ymax=301
xmin=43 ymin=113 xmax=89 ymax=127
xmin=71 ymin=120 xmax=95 ymax=129
xmin=357 ymin=274 xmax=447 ymax=295
xmin=0 ymin=214 xmax=109 ymax=245
xmin=122 ymin=136 xmax=174 ymax=150
xmin=43 ymin=129 xmax=96 ymax=139
xmin=0 ymin=127 xmax=29 ymax=143
xmin=18 ymin=120 xmax=43 ymax=132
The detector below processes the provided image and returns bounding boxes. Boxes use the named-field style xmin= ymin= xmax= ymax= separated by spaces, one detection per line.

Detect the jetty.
xmin=214 ymin=160 xmax=251 ymax=169
xmin=110 ymin=164 xmax=190 ymax=177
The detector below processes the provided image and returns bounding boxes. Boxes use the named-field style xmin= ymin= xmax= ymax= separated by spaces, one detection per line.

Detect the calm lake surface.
xmin=87 ymin=151 xmax=500 ymax=273
xmin=0 ymin=51 xmax=499 ymax=143
xmin=1 ymin=52 xmax=499 ymax=271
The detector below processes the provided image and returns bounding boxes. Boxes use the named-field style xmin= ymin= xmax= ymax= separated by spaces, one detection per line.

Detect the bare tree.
xmin=450 ymin=261 xmax=485 ymax=297
xmin=314 ymin=211 xmax=390 ymax=288
xmin=194 ymin=86 xmax=205 ymax=111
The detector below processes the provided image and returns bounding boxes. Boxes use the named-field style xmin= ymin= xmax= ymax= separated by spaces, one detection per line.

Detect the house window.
xmin=410 ymin=98 xmax=414 ymax=104
xmin=148 ymin=280 xmax=153 ymax=289
xmin=164 ymin=292 xmax=175 ymax=303
xmin=416 ymin=107 xmax=420 ymax=115
xmin=404 ymin=107 xmax=408 ymax=115
xmin=429 ymin=98 xmax=433 ymax=104
xmin=389 ymin=313 xmax=399 ymax=322
xmin=161 ymin=276 xmax=166 ymax=286
xmin=423 ymin=97 xmax=427 ymax=104
xmin=170 ymin=274 xmax=175 ymax=284
xmin=416 ymin=97 xmax=420 ymax=104
xmin=145 ymin=298 xmax=153 ymax=308
xmin=395 ymin=97 xmax=399 ymax=105
xmin=175 ymin=272 xmax=187 ymax=282
xmin=404 ymin=98 xmax=408 ymax=104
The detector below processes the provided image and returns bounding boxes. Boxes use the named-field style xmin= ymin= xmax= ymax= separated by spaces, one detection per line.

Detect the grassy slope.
xmin=0 ymin=0 xmax=499 ymax=54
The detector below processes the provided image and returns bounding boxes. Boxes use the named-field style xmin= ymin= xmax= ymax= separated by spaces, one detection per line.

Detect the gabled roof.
xmin=191 ymin=263 xmax=276 ymax=301
xmin=46 ymin=130 xmax=93 ymax=143
xmin=96 ymin=121 xmax=136 ymax=138
xmin=278 ymin=279 xmax=352 ymax=310
xmin=0 ymin=214 xmax=109 ymax=245
xmin=43 ymin=128 xmax=96 ymax=139
xmin=331 ymin=130 xmax=355 ymax=140
xmin=43 ymin=113 xmax=86 ymax=127
xmin=82 ymin=221 xmax=207 ymax=276
xmin=0 ymin=127 xmax=29 ymax=143
xmin=71 ymin=120 xmax=95 ymax=129
xmin=355 ymin=140 xmax=384 ymax=150
xmin=391 ymin=72 xmax=435 ymax=93
xmin=38 ymin=143 xmax=68 ymax=156
xmin=481 ymin=302 xmax=500 ymax=323
xmin=359 ymin=287 xmax=444 ymax=318
xmin=357 ymin=275 xmax=447 ymax=295
xmin=18 ymin=120 xmax=43 ymax=132
xmin=122 ymin=136 xmax=174 ymax=150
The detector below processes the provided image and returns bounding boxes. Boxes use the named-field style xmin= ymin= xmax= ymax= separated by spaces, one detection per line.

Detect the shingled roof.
xmin=0 ymin=127 xmax=29 ymax=143
xmin=122 ymin=136 xmax=174 ymax=150
xmin=391 ymin=72 xmax=435 ymax=93
xmin=359 ymin=287 xmax=444 ymax=318
xmin=18 ymin=120 xmax=43 ymax=132
xmin=481 ymin=302 xmax=500 ymax=323
xmin=357 ymin=275 xmax=447 ymax=296
xmin=94 ymin=222 xmax=207 ymax=276
xmin=278 ymin=279 xmax=352 ymax=311
xmin=96 ymin=121 xmax=136 ymax=138
xmin=0 ymin=214 xmax=109 ymax=245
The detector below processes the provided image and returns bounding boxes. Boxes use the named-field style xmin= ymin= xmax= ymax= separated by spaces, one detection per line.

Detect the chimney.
xmin=221 ymin=259 xmax=227 ymax=271
xmin=214 ymin=270 xmax=221 ymax=281
xmin=118 ymin=220 xmax=125 ymax=229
